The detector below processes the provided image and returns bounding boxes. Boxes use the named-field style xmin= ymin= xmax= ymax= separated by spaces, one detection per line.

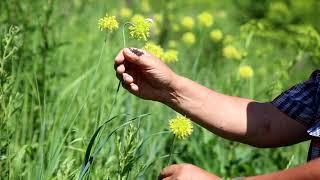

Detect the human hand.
xmin=159 ymin=163 xmax=221 ymax=180
xmin=114 ymin=48 xmax=179 ymax=102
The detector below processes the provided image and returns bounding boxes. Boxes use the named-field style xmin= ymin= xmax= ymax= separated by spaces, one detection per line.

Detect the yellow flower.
xmin=169 ymin=115 xmax=193 ymax=140
xmin=210 ymin=29 xmax=223 ymax=42
xmin=98 ymin=15 xmax=119 ymax=32
xmin=181 ymin=32 xmax=196 ymax=45
xmin=168 ymin=40 xmax=177 ymax=49
xmin=119 ymin=8 xmax=132 ymax=19
xmin=129 ymin=15 xmax=153 ymax=41
xmin=181 ymin=16 xmax=194 ymax=29
xmin=163 ymin=49 xmax=178 ymax=63
xmin=197 ymin=11 xmax=214 ymax=27
xmin=238 ymin=65 xmax=254 ymax=79
xmin=223 ymin=45 xmax=242 ymax=60
xmin=144 ymin=42 xmax=164 ymax=58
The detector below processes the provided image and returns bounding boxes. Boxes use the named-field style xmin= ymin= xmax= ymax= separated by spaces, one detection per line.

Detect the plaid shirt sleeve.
xmin=271 ymin=70 xmax=320 ymax=129
xmin=271 ymin=70 xmax=320 ymax=161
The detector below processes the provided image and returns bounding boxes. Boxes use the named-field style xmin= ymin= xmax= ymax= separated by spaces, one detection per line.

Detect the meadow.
xmin=1 ymin=0 xmax=320 ymax=179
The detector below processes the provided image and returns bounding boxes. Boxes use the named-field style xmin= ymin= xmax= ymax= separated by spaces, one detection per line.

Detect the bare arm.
xmin=115 ymin=48 xmax=309 ymax=148
xmin=246 ymin=158 xmax=320 ymax=179
xmin=163 ymin=75 xmax=309 ymax=147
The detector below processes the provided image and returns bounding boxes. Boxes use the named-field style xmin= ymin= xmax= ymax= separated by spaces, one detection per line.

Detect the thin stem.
xmin=122 ymin=22 xmax=134 ymax=47
xmin=167 ymin=136 xmax=176 ymax=165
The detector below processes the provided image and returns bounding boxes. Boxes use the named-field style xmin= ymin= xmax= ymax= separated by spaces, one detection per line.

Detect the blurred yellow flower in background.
xmin=197 ymin=11 xmax=214 ymax=27
xmin=238 ymin=65 xmax=254 ymax=79
xmin=181 ymin=16 xmax=194 ymax=29
xmin=144 ymin=42 xmax=164 ymax=58
xmin=119 ymin=8 xmax=132 ymax=19
xmin=210 ymin=29 xmax=223 ymax=42
xmin=129 ymin=15 xmax=153 ymax=41
xmin=223 ymin=45 xmax=242 ymax=60
xmin=182 ymin=32 xmax=196 ymax=45
xmin=169 ymin=115 xmax=193 ymax=139
xmin=163 ymin=49 xmax=179 ymax=63
xmin=98 ymin=15 xmax=119 ymax=32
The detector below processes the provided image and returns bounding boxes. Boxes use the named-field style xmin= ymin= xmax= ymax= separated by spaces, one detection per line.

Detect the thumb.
xmin=123 ymin=48 xmax=151 ymax=67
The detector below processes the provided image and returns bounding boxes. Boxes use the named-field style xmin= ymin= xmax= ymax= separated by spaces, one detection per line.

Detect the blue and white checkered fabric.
xmin=272 ymin=70 xmax=320 ymax=161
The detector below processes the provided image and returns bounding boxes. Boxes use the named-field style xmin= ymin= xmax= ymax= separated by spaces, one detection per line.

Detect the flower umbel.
xmin=169 ymin=115 xmax=193 ymax=139
xmin=181 ymin=16 xmax=194 ymax=29
xmin=238 ymin=65 xmax=254 ymax=79
xmin=163 ymin=50 xmax=179 ymax=63
xmin=223 ymin=45 xmax=242 ymax=60
xmin=98 ymin=15 xmax=119 ymax=32
xmin=197 ymin=11 xmax=214 ymax=27
xmin=210 ymin=29 xmax=223 ymax=42
xmin=129 ymin=15 xmax=153 ymax=41
xmin=144 ymin=42 xmax=164 ymax=58
xmin=182 ymin=32 xmax=196 ymax=45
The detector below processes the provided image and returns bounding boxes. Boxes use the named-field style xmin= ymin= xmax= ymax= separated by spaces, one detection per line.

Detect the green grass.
xmin=1 ymin=0 xmax=319 ymax=179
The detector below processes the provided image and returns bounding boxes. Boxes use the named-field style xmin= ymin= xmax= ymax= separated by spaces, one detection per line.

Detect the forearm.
xmin=163 ymin=75 xmax=308 ymax=147
xmin=245 ymin=158 xmax=320 ymax=180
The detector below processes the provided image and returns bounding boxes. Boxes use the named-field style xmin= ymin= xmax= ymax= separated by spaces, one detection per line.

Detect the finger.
xmin=123 ymin=48 xmax=150 ymax=67
xmin=116 ymin=64 xmax=125 ymax=74
xmin=159 ymin=165 xmax=179 ymax=178
xmin=115 ymin=49 xmax=125 ymax=65
xmin=122 ymin=73 xmax=134 ymax=85
xmin=129 ymin=83 xmax=139 ymax=93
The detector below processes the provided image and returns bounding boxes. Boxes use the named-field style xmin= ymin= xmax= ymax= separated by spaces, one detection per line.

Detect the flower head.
xmin=238 ymin=65 xmax=254 ymax=79
xmin=144 ymin=42 xmax=164 ymax=58
xmin=197 ymin=11 xmax=214 ymax=27
xmin=181 ymin=16 xmax=194 ymax=29
xmin=119 ymin=8 xmax=132 ymax=19
xmin=223 ymin=45 xmax=242 ymax=60
xmin=163 ymin=49 xmax=179 ymax=63
xmin=210 ymin=29 xmax=223 ymax=42
xmin=98 ymin=15 xmax=119 ymax=32
xmin=182 ymin=32 xmax=196 ymax=45
xmin=169 ymin=115 xmax=193 ymax=139
xmin=129 ymin=15 xmax=153 ymax=41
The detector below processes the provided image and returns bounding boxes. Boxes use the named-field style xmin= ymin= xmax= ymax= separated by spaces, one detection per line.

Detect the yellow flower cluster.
xmin=129 ymin=15 xmax=153 ymax=41
xmin=144 ymin=42 xmax=164 ymax=59
xmin=163 ymin=50 xmax=179 ymax=63
xmin=182 ymin=32 xmax=196 ymax=45
xmin=223 ymin=45 xmax=242 ymax=60
xmin=169 ymin=115 xmax=193 ymax=140
xmin=197 ymin=11 xmax=214 ymax=27
xmin=210 ymin=29 xmax=223 ymax=42
xmin=98 ymin=15 xmax=119 ymax=32
xmin=238 ymin=65 xmax=254 ymax=79
xmin=144 ymin=42 xmax=179 ymax=63
xmin=181 ymin=16 xmax=194 ymax=29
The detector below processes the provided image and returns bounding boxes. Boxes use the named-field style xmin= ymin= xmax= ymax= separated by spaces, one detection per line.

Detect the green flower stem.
xmin=122 ymin=22 xmax=135 ymax=47
xmin=167 ymin=135 xmax=176 ymax=165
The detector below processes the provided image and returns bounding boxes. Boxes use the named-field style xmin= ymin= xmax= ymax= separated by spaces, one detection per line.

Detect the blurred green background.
xmin=1 ymin=0 xmax=319 ymax=179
